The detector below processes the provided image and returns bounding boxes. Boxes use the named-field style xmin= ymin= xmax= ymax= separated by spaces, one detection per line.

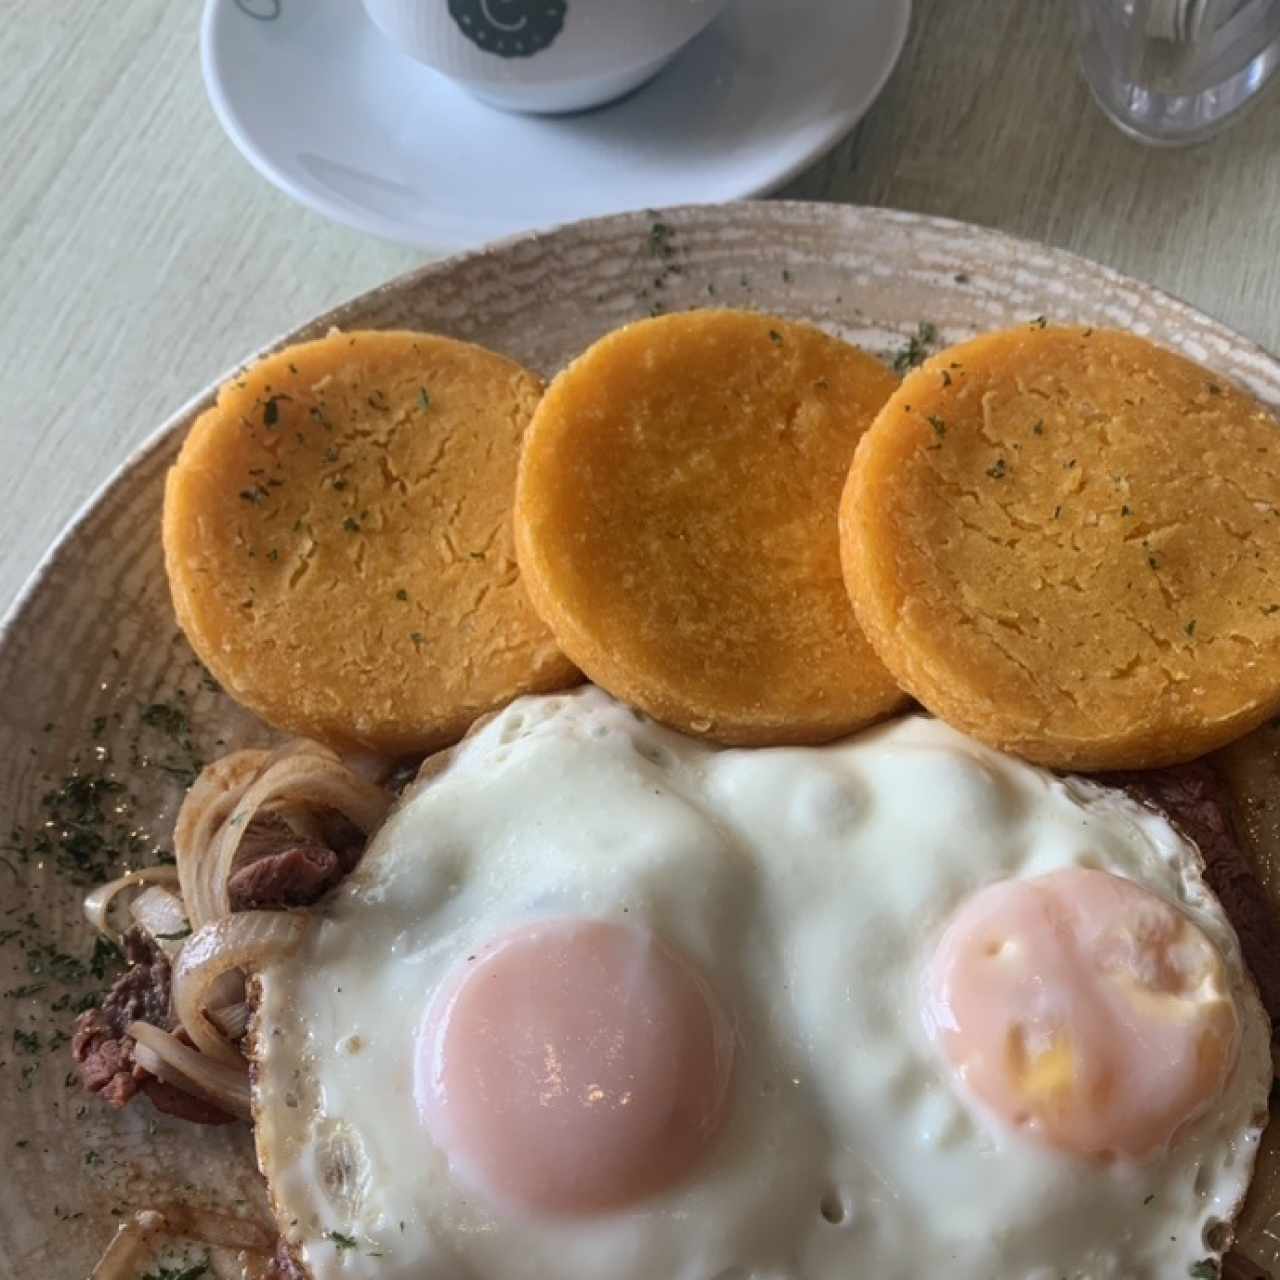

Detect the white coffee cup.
xmin=361 ymin=0 xmax=730 ymax=114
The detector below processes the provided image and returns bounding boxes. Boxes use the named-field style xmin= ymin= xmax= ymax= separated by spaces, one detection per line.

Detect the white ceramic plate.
xmin=3 ymin=203 xmax=1280 ymax=1279
xmin=200 ymin=0 xmax=912 ymax=251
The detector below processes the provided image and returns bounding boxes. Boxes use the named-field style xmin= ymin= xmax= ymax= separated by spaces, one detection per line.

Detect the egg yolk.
xmin=416 ymin=919 xmax=734 ymax=1213
xmin=922 ymin=867 xmax=1240 ymax=1160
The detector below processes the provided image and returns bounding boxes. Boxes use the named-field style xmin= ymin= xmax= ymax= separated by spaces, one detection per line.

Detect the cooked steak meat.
xmin=71 ymin=927 xmax=173 ymax=1110
xmin=75 ymin=1033 xmax=137 ymax=1109
xmin=228 ymin=843 xmax=344 ymax=911
xmin=72 ymin=806 xmax=371 ymax=1126
xmin=71 ymin=927 xmax=234 ymax=1125
xmin=138 ymin=1075 xmax=236 ymax=1126
xmin=227 ymin=807 xmax=366 ymax=910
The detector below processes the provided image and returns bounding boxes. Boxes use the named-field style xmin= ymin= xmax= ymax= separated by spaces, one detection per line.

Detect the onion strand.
xmin=89 ymin=1210 xmax=167 ymax=1280
xmin=171 ymin=912 xmax=308 ymax=1064
xmin=130 ymin=1022 xmax=252 ymax=1118
xmin=79 ymin=737 xmax=391 ymax=1169
xmin=89 ymin=1205 xmax=273 ymax=1280
xmin=130 ymin=885 xmax=190 ymax=956
xmin=209 ymin=1001 xmax=250 ymax=1041
xmin=204 ymin=755 xmax=391 ymax=924
xmin=175 ymin=750 xmax=269 ymax=930
xmin=83 ymin=865 xmax=181 ymax=943
xmin=176 ymin=747 xmax=389 ymax=929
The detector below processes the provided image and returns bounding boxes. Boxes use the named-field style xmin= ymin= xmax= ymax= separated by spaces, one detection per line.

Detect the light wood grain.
xmin=1 ymin=0 xmax=1278 ymax=621
xmin=787 ymin=2 xmax=1280 ymax=353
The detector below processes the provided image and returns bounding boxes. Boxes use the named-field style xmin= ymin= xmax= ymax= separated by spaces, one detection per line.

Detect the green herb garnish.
xmin=89 ymin=936 xmax=124 ymax=980
xmin=4 ymin=983 xmax=46 ymax=999
xmin=23 ymin=772 xmax=139 ymax=885
xmin=141 ymin=1261 xmax=209 ymax=1280
xmin=141 ymin=703 xmax=188 ymax=738
xmin=892 ymin=321 xmax=938 ymax=374
xmin=13 ymin=1028 xmax=41 ymax=1054
xmin=25 ymin=941 xmax=87 ymax=984
xmin=647 ymin=221 xmax=674 ymax=258
xmin=262 ymin=395 xmax=291 ymax=427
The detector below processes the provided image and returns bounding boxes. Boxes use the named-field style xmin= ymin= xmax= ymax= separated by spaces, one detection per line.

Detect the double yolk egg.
xmin=418 ymin=872 xmax=1236 ymax=1214
xmin=252 ymin=689 xmax=1269 ymax=1280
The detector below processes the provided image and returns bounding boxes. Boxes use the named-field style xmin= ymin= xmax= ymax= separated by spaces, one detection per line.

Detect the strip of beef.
xmin=1224 ymin=1249 xmax=1271 ymax=1279
xmin=228 ymin=843 xmax=343 ymax=911
xmin=139 ymin=1075 xmax=235 ymax=1126
xmin=72 ymin=927 xmax=172 ymax=1109
xmin=72 ymin=810 xmax=370 ymax=1126
xmin=227 ymin=810 xmax=366 ymax=910
xmin=71 ymin=927 xmax=233 ymax=1125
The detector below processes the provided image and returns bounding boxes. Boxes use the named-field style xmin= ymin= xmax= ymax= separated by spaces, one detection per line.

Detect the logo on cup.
xmin=448 ymin=0 xmax=567 ymax=58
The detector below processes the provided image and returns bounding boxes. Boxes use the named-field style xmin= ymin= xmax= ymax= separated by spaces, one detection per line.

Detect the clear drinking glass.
xmin=1075 ymin=0 xmax=1280 ymax=144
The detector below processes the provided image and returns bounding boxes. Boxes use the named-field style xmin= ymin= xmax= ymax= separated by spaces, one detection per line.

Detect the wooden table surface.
xmin=2 ymin=0 xmax=1278 ymax=620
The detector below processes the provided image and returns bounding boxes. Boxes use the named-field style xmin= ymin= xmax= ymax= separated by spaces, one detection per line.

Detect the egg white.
xmin=251 ymin=687 xmax=1271 ymax=1280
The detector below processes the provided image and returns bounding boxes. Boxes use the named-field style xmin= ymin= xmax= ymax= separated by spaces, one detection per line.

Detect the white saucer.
xmin=201 ymin=0 xmax=911 ymax=252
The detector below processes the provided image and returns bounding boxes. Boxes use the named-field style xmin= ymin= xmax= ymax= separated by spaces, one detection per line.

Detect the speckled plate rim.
xmin=6 ymin=200 xmax=1280 ymax=1277
xmin=5 ymin=199 xmax=1278 ymax=657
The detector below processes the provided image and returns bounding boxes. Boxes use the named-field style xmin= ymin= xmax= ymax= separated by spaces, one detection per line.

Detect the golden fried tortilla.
xmin=514 ymin=309 xmax=905 ymax=745
xmin=164 ymin=329 xmax=577 ymax=755
xmin=841 ymin=324 xmax=1280 ymax=770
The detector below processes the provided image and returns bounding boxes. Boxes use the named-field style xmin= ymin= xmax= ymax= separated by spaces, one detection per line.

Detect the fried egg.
xmin=251 ymin=687 xmax=1271 ymax=1280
